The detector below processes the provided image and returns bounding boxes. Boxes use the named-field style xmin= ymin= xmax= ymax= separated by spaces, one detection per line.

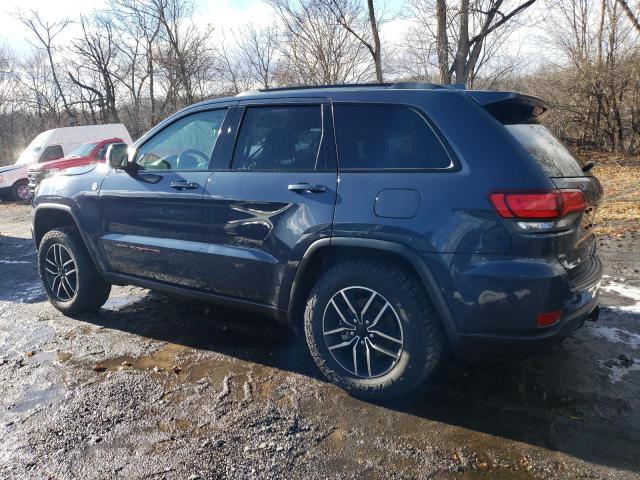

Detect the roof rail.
xmin=390 ymin=82 xmax=466 ymax=90
xmin=235 ymin=81 xmax=466 ymax=97
xmin=258 ymin=82 xmax=394 ymax=93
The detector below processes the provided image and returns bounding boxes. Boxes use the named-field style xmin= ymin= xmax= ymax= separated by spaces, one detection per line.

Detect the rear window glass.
xmin=333 ymin=104 xmax=452 ymax=170
xmin=506 ymin=124 xmax=584 ymax=177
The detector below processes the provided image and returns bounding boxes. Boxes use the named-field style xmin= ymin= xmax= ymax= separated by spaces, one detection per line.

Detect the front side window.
xmin=135 ymin=109 xmax=227 ymax=171
xmin=333 ymin=104 xmax=452 ymax=170
xmin=231 ymin=105 xmax=323 ymax=171
xmin=39 ymin=145 xmax=64 ymax=163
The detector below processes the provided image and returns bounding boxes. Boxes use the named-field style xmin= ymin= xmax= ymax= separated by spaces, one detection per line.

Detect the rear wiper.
xmin=582 ymin=162 xmax=595 ymax=173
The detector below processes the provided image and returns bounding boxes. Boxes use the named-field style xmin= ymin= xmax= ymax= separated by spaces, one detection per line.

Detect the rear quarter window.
xmin=505 ymin=124 xmax=584 ymax=177
xmin=333 ymin=104 xmax=452 ymax=170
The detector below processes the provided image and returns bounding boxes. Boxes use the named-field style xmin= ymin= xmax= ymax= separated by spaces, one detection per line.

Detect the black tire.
xmin=38 ymin=227 xmax=111 ymax=315
xmin=304 ymin=259 xmax=444 ymax=400
xmin=12 ymin=179 xmax=32 ymax=203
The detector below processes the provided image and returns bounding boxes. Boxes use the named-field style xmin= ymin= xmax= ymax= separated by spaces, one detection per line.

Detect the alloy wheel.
xmin=44 ymin=243 xmax=77 ymax=301
xmin=322 ymin=286 xmax=404 ymax=378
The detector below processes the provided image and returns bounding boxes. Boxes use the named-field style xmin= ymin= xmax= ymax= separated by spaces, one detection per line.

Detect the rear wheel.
xmin=12 ymin=180 xmax=31 ymax=203
xmin=38 ymin=227 xmax=111 ymax=315
xmin=304 ymin=259 xmax=444 ymax=400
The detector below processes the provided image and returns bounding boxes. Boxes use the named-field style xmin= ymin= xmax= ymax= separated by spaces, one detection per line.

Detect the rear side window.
xmin=333 ymin=104 xmax=452 ymax=170
xmin=232 ymin=105 xmax=323 ymax=171
xmin=506 ymin=124 xmax=584 ymax=177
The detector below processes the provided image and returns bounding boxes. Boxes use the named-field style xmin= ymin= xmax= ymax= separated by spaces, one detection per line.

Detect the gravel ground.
xmin=0 ymin=202 xmax=639 ymax=479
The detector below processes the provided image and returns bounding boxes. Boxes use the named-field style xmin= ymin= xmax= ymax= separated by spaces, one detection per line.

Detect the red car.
xmin=28 ymin=138 xmax=126 ymax=192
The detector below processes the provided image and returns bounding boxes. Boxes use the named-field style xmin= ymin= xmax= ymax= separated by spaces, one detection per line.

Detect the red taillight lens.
xmin=536 ymin=310 xmax=562 ymax=327
xmin=490 ymin=190 xmax=586 ymax=220
xmin=560 ymin=190 xmax=587 ymax=216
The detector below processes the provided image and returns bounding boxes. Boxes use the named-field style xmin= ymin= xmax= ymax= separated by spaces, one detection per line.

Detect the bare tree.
xmin=109 ymin=0 xmax=163 ymax=127
xmin=319 ymin=0 xmax=385 ymax=82
xmin=616 ymin=0 xmax=640 ymax=33
xmin=69 ymin=14 xmax=120 ymax=123
xmin=407 ymin=0 xmax=538 ymax=85
xmin=15 ymin=10 xmax=76 ymax=122
xmin=212 ymin=30 xmax=251 ymax=95
xmin=152 ymin=0 xmax=215 ymax=106
xmin=267 ymin=0 xmax=372 ymax=85
xmin=235 ymin=23 xmax=280 ymax=89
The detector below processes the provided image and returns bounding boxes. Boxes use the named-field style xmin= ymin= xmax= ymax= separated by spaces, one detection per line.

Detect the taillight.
xmin=490 ymin=190 xmax=586 ymax=220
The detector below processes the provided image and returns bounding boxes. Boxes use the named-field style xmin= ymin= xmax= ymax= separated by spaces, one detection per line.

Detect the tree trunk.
xmin=367 ymin=0 xmax=383 ymax=83
xmin=616 ymin=0 xmax=640 ymax=33
xmin=454 ymin=0 xmax=469 ymax=82
xmin=148 ymin=40 xmax=156 ymax=125
xmin=436 ymin=0 xmax=451 ymax=84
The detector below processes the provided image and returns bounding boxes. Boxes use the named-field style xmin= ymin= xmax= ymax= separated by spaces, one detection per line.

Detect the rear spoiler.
xmin=465 ymin=91 xmax=550 ymax=125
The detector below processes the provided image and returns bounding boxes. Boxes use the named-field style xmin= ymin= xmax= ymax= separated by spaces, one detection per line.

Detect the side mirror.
xmin=106 ymin=143 xmax=130 ymax=170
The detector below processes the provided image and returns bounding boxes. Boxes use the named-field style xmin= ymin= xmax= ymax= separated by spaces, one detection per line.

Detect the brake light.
xmin=490 ymin=190 xmax=586 ymax=220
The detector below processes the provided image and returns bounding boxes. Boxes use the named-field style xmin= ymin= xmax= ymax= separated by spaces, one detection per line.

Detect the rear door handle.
xmin=170 ymin=181 xmax=199 ymax=190
xmin=288 ymin=183 xmax=326 ymax=193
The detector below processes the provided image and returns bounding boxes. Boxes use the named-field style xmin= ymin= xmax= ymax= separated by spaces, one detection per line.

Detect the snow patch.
xmin=601 ymin=280 xmax=640 ymax=314
xmin=590 ymin=325 xmax=640 ymax=349
xmin=0 ymin=260 xmax=31 ymax=264
xmin=600 ymin=360 xmax=640 ymax=383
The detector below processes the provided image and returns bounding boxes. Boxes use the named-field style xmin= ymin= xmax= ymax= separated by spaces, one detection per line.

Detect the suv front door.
xmin=200 ymin=100 xmax=338 ymax=307
xmin=99 ymin=106 xmax=232 ymax=289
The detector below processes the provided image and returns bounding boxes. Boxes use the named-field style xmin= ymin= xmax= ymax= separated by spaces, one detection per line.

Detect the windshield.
xmin=68 ymin=142 xmax=98 ymax=158
xmin=505 ymin=124 xmax=584 ymax=177
xmin=15 ymin=131 xmax=51 ymax=165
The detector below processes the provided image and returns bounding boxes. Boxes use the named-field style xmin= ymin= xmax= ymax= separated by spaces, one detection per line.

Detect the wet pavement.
xmin=1 ymin=202 xmax=639 ymax=479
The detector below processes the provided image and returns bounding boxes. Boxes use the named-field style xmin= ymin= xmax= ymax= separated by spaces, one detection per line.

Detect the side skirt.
xmin=103 ymin=272 xmax=292 ymax=326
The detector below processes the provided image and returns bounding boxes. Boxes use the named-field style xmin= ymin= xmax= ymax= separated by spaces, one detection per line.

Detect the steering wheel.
xmin=177 ymin=149 xmax=209 ymax=170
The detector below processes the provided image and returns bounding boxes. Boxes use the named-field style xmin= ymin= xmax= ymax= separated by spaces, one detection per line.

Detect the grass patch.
xmin=575 ymin=150 xmax=640 ymax=235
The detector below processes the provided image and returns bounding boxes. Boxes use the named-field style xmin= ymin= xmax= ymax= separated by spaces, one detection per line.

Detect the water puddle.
xmin=10 ymin=384 xmax=63 ymax=414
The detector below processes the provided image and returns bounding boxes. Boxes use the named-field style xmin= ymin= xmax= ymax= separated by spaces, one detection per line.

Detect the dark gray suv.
xmin=31 ymin=83 xmax=602 ymax=399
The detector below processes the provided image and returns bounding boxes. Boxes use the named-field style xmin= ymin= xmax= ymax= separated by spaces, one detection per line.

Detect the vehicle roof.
xmin=187 ymin=82 xmax=545 ymax=110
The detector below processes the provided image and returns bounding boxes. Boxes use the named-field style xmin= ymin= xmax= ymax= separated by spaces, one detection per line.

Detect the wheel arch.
xmin=32 ymin=203 xmax=106 ymax=274
xmin=32 ymin=204 xmax=78 ymax=248
xmin=288 ymin=237 xmax=466 ymax=356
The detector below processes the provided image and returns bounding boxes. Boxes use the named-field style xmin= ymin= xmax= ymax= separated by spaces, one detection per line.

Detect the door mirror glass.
xmin=106 ymin=143 xmax=130 ymax=169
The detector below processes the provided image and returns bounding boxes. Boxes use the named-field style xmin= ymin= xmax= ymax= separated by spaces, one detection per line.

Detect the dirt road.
xmin=1 ymin=202 xmax=639 ymax=479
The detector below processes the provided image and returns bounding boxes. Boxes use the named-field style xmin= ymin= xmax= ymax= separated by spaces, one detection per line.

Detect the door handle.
xmin=170 ymin=181 xmax=199 ymax=190
xmin=288 ymin=183 xmax=326 ymax=193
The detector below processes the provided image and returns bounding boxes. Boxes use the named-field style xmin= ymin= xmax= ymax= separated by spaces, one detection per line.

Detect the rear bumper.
xmin=457 ymin=287 xmax=600 ymax=358
xmin=421 ymin=251 xmax=603 ymax=359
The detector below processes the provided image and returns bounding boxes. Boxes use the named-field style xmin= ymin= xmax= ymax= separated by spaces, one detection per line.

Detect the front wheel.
xmin=12 ymin=180 xmax=32 ymax=203
xmin=38 ymin=227 xmax=111 ymax=315
xmin=304 ymin=260 xmax=444 ymax=400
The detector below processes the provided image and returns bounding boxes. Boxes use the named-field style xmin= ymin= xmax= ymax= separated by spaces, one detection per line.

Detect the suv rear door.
xmin=200 ymin=98 xmax=338 ymax=307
